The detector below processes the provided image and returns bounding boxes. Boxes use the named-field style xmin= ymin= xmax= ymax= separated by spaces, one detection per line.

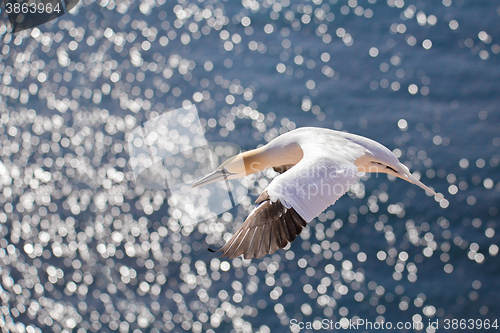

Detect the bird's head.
xmin=191 ymin=142 xmax=303 ymax=188
xmin=191 ymin=153 xmax=247 ymax=188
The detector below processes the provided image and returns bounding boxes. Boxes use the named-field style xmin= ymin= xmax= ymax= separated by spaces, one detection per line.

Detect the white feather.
xmin=267 ymin=134 xmax=365 ymax=222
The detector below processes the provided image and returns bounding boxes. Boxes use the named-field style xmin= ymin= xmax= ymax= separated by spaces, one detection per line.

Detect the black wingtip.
xmin=207 ymin=247 xmax=217 ymax=253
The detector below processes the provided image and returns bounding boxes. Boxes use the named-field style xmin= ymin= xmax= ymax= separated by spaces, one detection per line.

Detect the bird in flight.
xmin=192 ymin=127 xmax=444 ymax=260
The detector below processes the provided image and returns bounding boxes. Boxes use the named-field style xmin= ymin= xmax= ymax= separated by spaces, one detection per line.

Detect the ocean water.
xmin=0 ymin=0 xmax=499 ymax=332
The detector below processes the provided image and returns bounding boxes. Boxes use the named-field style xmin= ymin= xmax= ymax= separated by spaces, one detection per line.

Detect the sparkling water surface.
xmin=0 ymin=0 xmax=499 ymax=332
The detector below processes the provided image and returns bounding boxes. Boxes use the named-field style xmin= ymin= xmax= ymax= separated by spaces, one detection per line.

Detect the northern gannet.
xmin=192 ymin=127 xmax=444 ymax=259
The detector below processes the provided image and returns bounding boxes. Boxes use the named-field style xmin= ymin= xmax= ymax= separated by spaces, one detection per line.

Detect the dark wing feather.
xmin=217 ymin=191 xmax=307 ymax=259
xmin=273 ymin=164 xmax=295 ymax=174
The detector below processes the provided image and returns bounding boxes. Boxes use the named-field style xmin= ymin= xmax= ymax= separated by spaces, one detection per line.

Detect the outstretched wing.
xmin=215 ymin=143 xmax=364 ymax=259
xmin=217 ymin=191 xmax=307 ymax=259
xmin=266 ymin=150 xmax=361 ymax=223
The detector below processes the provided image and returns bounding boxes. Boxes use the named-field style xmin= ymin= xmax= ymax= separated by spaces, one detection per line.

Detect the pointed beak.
xmin=191 ymin=169 xmax=229 ymax=188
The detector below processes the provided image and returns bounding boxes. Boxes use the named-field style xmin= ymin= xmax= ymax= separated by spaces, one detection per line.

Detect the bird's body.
xmin=192 ymin=127 xmax=443 ymax=260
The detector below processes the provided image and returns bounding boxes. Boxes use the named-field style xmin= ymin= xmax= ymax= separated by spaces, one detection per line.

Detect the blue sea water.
xmin=0 ymin=0 xmax=499 ymax=332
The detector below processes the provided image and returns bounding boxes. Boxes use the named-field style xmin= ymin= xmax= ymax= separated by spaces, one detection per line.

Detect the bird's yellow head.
xmin=191 ymin=143 xmax=303 ymax=188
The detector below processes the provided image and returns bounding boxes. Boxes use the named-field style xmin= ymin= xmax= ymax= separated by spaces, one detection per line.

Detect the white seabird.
xmin=192 ymin=127 xmax=444 ymax=259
